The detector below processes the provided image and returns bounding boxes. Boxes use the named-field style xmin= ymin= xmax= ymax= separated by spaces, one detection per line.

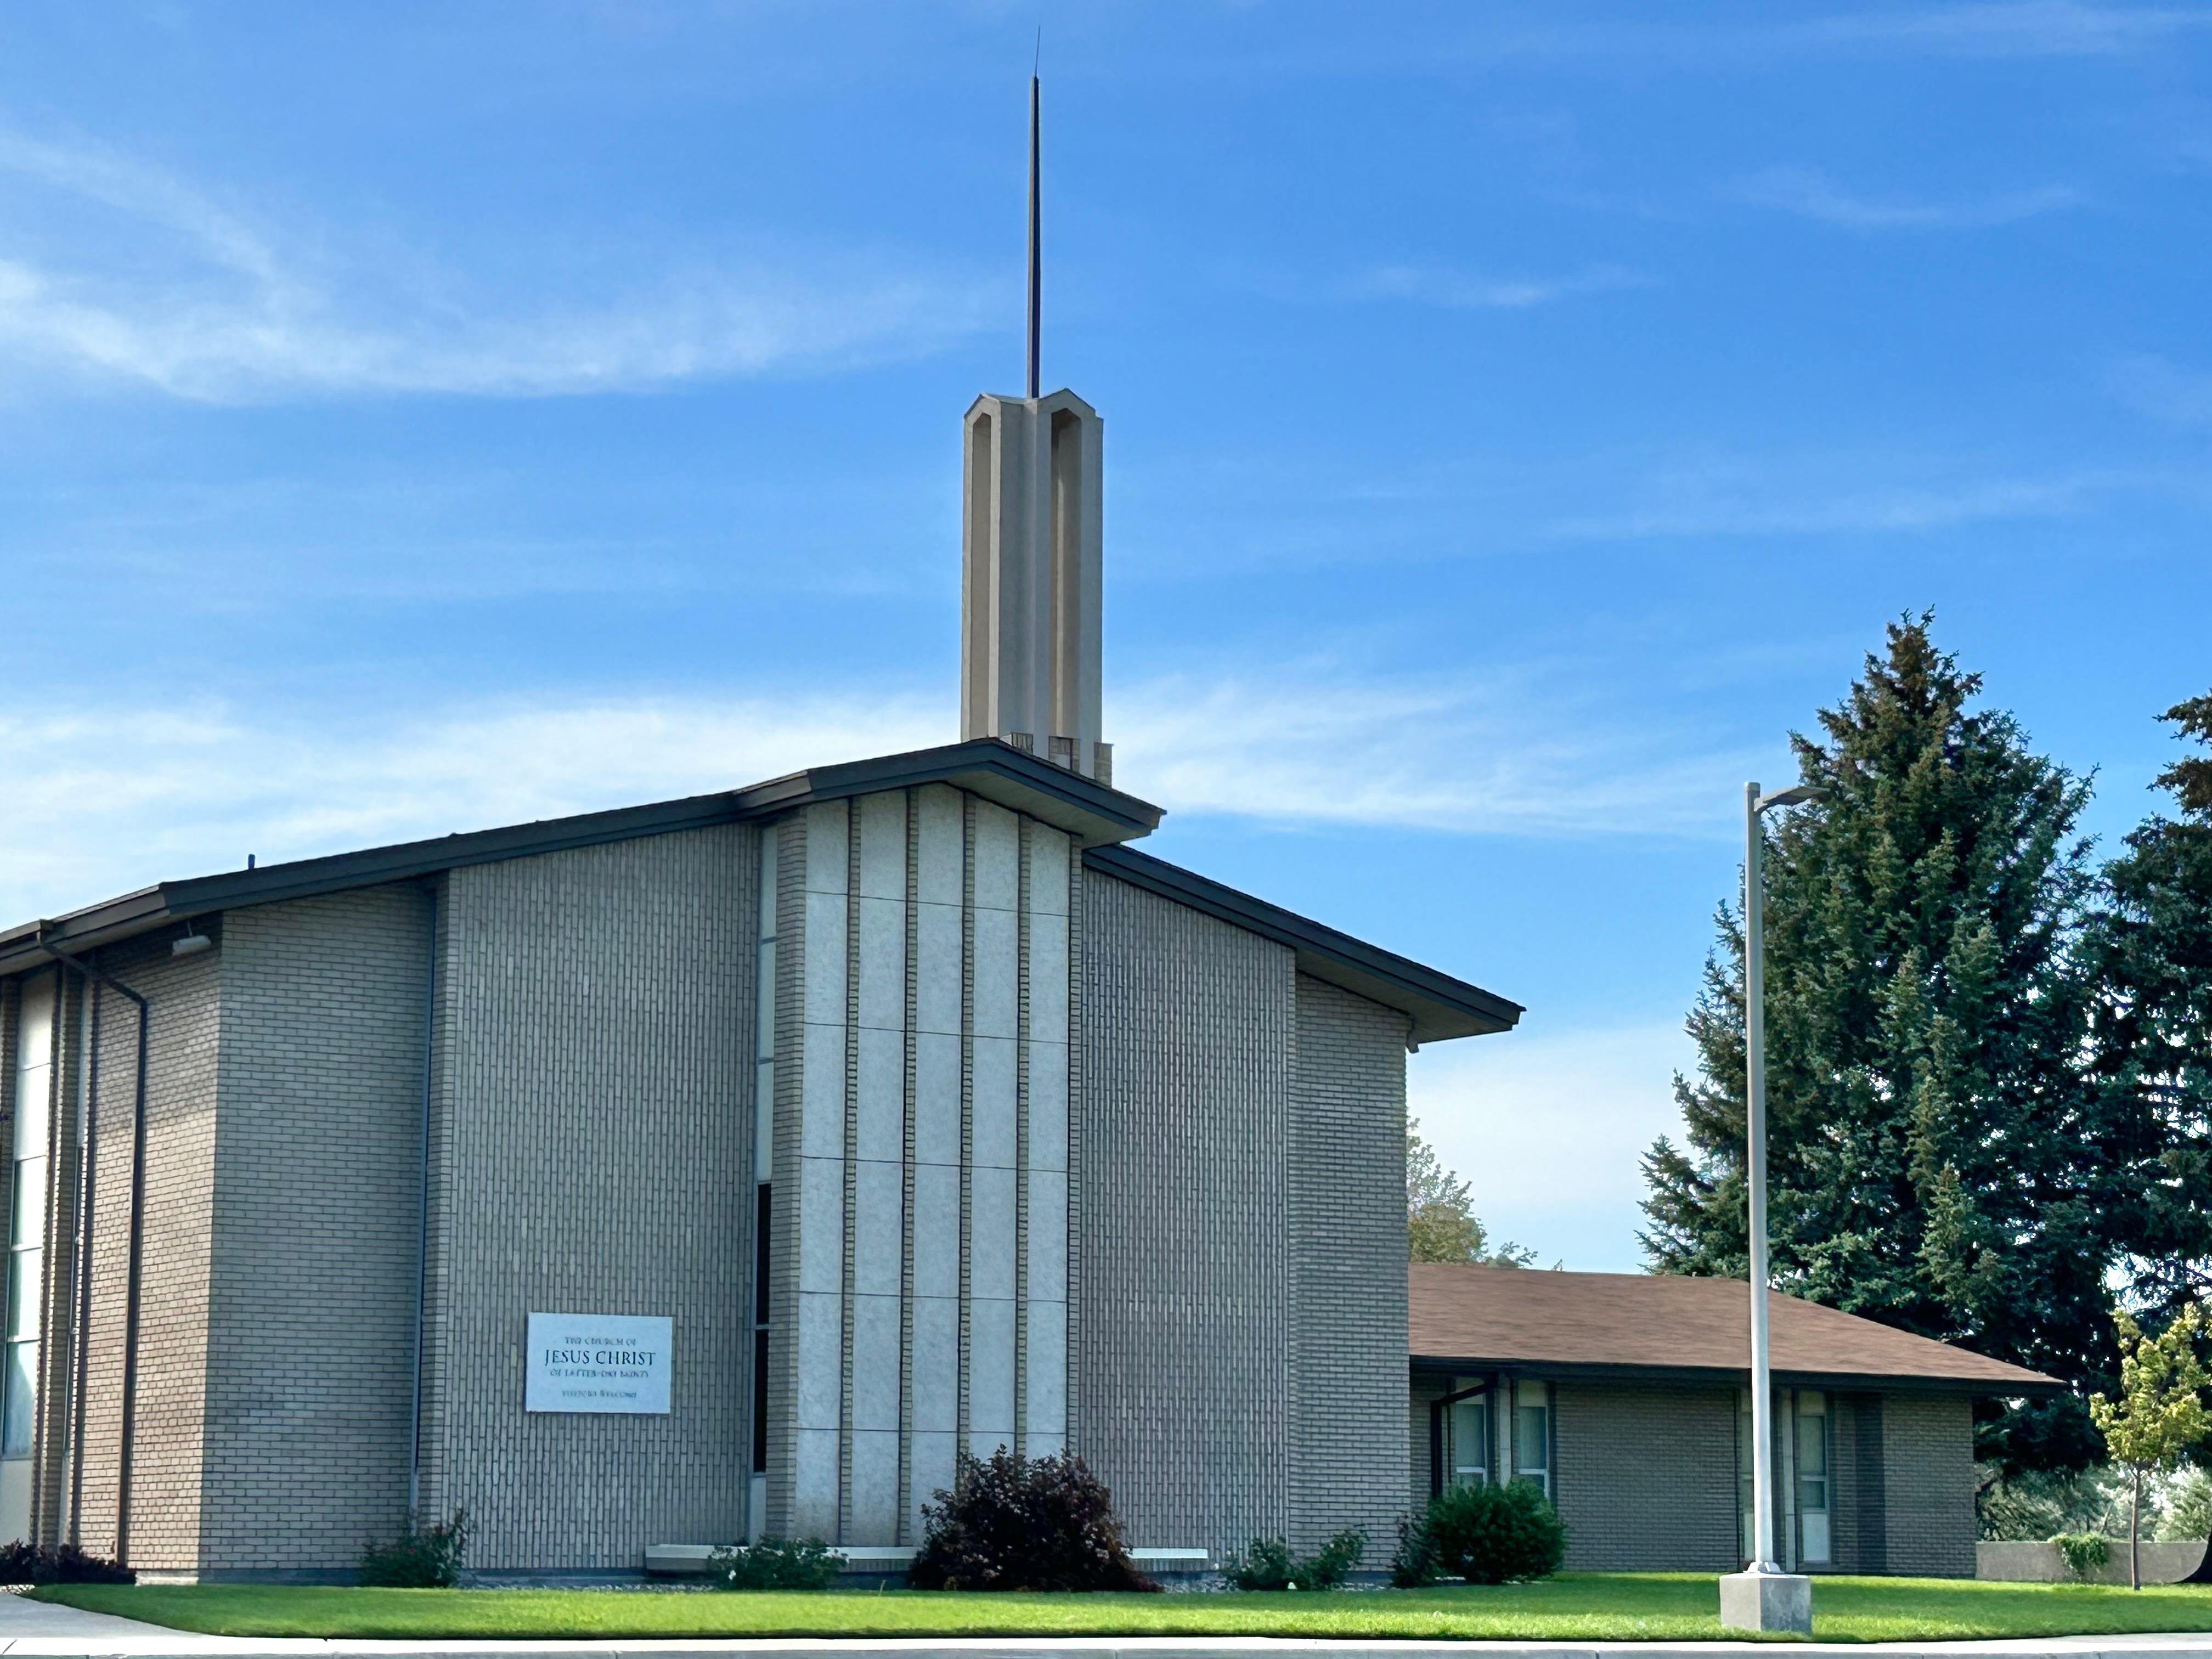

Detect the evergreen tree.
xmin=2086 ymin=692 xmax=2212 ymax=1318
xmin=1641 ymin=616 xmax=2111 ymax=1468
xmin=1409 ymin=1122 xmax=1535 ymax=1266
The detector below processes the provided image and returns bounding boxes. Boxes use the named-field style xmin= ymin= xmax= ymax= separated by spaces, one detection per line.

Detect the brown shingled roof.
xmin=1410 ymin=1263 xmax=2061 ymax=1395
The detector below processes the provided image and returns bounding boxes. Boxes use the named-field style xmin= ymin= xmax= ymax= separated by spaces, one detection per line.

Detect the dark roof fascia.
xmin=1085 ymin=843 xmax=1522 ymax=1045
xmin=1408 ymin=1355 xmax=2064 ymax=1399
xmin=0 ymin=740 xmax=1163 ymax=977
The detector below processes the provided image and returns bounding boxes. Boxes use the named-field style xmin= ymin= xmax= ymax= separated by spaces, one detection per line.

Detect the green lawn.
xmin=33 ymin=1572 xmax=2212 ymax=1643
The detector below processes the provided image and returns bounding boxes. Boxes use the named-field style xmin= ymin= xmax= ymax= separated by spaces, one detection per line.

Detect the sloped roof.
xmin=1410 ymin=1263 xmax=2061 ymax=1395
xmin=0 ymin=737 xmax=1519 ymax=1045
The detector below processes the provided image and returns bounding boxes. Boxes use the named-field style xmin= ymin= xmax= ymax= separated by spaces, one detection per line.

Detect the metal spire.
xmin=1026 ymin=66 xmax=1041 ymax=400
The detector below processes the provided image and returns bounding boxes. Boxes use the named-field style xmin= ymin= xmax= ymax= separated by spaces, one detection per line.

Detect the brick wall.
xmin=1880 ymin=1391 xmax=1975 ymax=1577
xmin=1288 ymin=973 xmax=1410 ymax=1554
xmin=417 ymin=828 xmax=753 ymax=1572
xmin=61 ymin=931 xmax=224 ymax=1571
xmin=198 ymin=888 xmax=432 ymax=1575
xmin=1076 ymin=871 xmax=1293 ymax=1555
xmin=1554 ymin=1381 xmax=1741 ymax=1571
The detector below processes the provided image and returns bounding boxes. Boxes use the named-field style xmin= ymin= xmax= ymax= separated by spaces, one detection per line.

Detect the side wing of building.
xmin=1077 ymin=869 xmax=1412 ymax=1559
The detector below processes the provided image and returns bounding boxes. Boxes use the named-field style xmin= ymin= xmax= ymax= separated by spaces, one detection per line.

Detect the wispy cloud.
xmin=0 ymin=129 xmax=998 ymax=402
xmin=1731 ymin=165 xmax=2082 ymax=229
xmin=1548 ymin=458 xmax=2119 ymax=539
xmin=2106 ymin=354 xmax=2212 ymax=426
xmin=1414 ymin=1020 xmax=1694 ymax=1273
xmin=1787 ymin=1 xmax=2212 ymax=59
xmin=1351 ymin=263 xmax=1649 ymax=311
xmin=0 ymin=664 xmax=1767 ymax=925
xmin=1118 ymin=668 xmax=1758 ymax=838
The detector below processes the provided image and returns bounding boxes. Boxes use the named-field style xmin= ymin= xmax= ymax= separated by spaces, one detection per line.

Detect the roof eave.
xmin=1085 ymin=843 xmax=1522 ymax=1044
xmin=0 ymin=738 xmax=1162 ymax=977
xmin=1409 ymin=1354 xmax=2066 ymax=1398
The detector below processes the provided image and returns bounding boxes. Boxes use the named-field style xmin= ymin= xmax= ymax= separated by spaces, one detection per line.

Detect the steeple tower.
xmin=959 ymin=71 xmax=1109 ymax=784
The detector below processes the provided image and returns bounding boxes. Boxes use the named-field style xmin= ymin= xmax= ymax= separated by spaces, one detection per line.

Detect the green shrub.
xmin=1222 ymin=1528 xmax=1367 ymax=1591
xmin=1425 ymin=1481 xmax=1567 ymax=1584
xmin=1222 ymin=1537 xmax=1295 ymax=1592
xmin=707 ymin=1536 xmax=841 ymax=1590
xmin=2053 ymin=1531 xmax=2111 ymax=1581
xmin=359 ymin=1508 xmax=469 ymax=1588
xmin=0 ymin=1542 xmax=132 ymax=1585
xmin=1390 ymin=1513 xmax=1440 ymax=1588
xmin=909 ymin=1447 xmax=1157 ymax=1592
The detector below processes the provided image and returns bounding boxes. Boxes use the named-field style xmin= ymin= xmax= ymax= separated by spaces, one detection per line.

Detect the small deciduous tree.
xmin=1408 ymin=1121 xmax=1534 ymax=1266
xmin=2090 ymin=1306 xmax=2209 ymax=1589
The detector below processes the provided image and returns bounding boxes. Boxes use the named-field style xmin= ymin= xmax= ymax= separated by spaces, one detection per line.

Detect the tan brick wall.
xmin=417 ymin=827 xmax=754 ymax=1572
xmin=199 ymin=887 xmax=432 ymax=1575
xmin=1288 ymin=973 xmax=1410 ymax=1555
xmin=1554 ymin=1380 xmax=1742 ymax=1571
xmin=1076 ymin=871 xmax=1294 ymax=1555
xmin=1880 ymin=1391 xmax=1976 ymax=1577
xmin=60 ymin=932 xmax=223 ymax=1571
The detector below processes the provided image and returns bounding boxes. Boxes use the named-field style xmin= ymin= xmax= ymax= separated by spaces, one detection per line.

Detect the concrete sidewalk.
xmin=6 ymin=1606 xmax=2212 ymax=1659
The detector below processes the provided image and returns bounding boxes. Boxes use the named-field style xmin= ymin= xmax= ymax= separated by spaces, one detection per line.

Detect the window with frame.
xmin=1796 ymin=1390 xmax=1831 ymax=1564
xmin=4 ymin=973 xmax=54 ymax=1465
xmin=1513 ymin=1379 xmax=1551 ymax=1498
xmin=1447 ymin=1392 xmax=1491 ymax=1487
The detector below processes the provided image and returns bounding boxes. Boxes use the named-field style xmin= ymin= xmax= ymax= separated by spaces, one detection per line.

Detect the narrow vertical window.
xmin=748 ymin=831 xmax=778 ymax=1537
xmin=1513 ymin=1380 xmax=1551 ymax=1499
xmin=1796 ymin=1390 xmax=1831 ymax=1564
xmin=1737 ymin=1388 xmax=1753 ymax=1562
xmin=1447 ymin=1389 xmax=1490 ymax=1487
xmin=4 ymin=974 xmax=54 ymax=1470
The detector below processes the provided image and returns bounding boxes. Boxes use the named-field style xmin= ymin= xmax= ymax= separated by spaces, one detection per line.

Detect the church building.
xmin=0 ymin=366 xmax=1524 ymax=1579
xmin=0 ymin=108 xmax=2053 ymax=1581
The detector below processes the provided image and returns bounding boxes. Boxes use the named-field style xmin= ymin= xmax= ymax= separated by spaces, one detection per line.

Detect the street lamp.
xmin=1719 ymin=780 xmax=1826 ymax=1636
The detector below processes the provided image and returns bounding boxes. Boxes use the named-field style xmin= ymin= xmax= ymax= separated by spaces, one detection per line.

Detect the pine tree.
xmin=1641 ymin=616 xmax=2112 ymax=1468
xmin=2086 ymin=692 xmax=2212 ymax=1318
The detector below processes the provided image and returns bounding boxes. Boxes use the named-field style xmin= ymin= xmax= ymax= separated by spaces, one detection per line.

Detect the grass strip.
xmin=34 ymin=1572 xmax=2212 ymax=1643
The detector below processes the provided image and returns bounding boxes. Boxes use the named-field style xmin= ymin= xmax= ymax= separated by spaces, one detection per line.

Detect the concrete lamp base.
xmin=1719 ymin=1568 xmax=1813 ymax=1634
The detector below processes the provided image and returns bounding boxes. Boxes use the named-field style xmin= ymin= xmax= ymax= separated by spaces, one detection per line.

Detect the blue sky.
xmin=2 ymin=2 xmax=2208 ymax=1271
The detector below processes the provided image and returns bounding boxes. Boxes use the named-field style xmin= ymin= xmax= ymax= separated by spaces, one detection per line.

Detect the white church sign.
xmin=524 ymin=1312 xmax=672 ymax=1414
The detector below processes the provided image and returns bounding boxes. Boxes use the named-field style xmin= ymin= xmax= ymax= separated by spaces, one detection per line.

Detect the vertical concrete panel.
xmin=913 ymin=1034 xmax=961 ymax=1165
xmin=970 ymin=804 xmax=1020 ymax=913
xmin=970 ymin=910 xmax=1019 ymax=1040
xmin=851 ymin=1160 xmax=902 ymax=1298
xmin=1026 ymin=1043 xmax=1069 ymax=1173
xmin=856 ymin=794 xmax=907 ymax=902
xmin=791 ymin=1429 xmax=838 ymax=1538
xmin=849 ymin=1429 xmax=899 ymax=1540
xmin=968 ymin=1167 xmax=1017 ymax=1302
xmin=966 ymin=1297 xmax=1017 ymax=1449
xmin=850 ymin=1297 xmax=901 ymax=1430
xmin=910 ymin=1299 xmax=960 ymax=1430
xmin=911 ymin=1165 xmax=960 ymax=1299
xmin=913 ymin=908 xmax=963 ymax=1037
xmin=969 ymin=1037 xmax=1018 ymax=1169
xmin=913 ymin=787 xmax=964 ymax=907
xmin=1025 ymin=1299 xmax=1068 ymax=1446
xmin=854 ymin=1029 xmax=903 ymax=1163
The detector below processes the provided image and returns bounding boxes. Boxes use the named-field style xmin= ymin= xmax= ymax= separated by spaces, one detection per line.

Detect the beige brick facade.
xmin=1412 ymin=1375 xmax=1979 ymax=1577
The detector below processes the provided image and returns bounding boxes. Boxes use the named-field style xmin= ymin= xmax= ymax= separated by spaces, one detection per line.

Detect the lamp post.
xmin=1719 ymin=780 xmax=1824 ymax=1636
